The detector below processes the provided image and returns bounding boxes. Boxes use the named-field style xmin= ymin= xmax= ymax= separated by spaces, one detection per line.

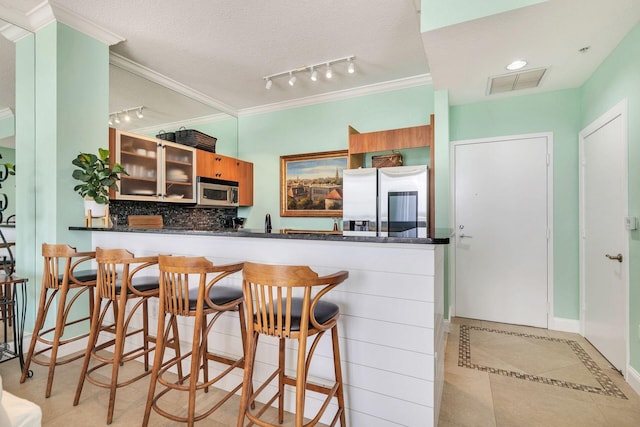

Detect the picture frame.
xmin=280 ymin=150 xmax=348 ymax=217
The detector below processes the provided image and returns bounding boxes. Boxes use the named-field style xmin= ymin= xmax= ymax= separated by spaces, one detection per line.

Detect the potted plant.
xmin=72 ymin=148 xmax=127 ymax=218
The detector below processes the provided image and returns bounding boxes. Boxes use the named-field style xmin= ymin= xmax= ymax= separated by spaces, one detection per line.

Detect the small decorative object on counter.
xmin=175 ymin=126 xmax=217 ymax=153
xmin=371 ymin=151 xmax=403 ymax=168
xmin=265 ymin=213 xmax=272 ymax=233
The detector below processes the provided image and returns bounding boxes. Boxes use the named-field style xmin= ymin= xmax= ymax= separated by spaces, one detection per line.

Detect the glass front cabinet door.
xmin=114 ymin=130 xmax=195 ymax=203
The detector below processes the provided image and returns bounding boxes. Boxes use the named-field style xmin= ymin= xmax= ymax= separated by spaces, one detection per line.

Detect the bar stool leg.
xmin=45 ymin=285 xmax=71 ymax=398
xmin=20 ymin=287 xmax=50 ymax=383
xmin=73 ymin=294 xmax=105 ymax=406
xmin=143 ymin=311 xmax=168 ymax=427
xmin=107 ymin=296 xmax=129 ymax=424
xmin=237 ymin=330 xmax=258 ymax=427
xmin=278 ymin=337 xmax=285 ymax=423
xmin=332 ymin=325 xmax=346 ymax=426
xmin=295 ymin=334 xmax=308 ymax=427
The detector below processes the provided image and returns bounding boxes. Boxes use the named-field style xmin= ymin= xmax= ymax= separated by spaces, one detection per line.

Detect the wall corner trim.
xmin=550 ymin=317 xmax=580 ymax=333
xmin=627 ymin=366 xmax=640 ymax=396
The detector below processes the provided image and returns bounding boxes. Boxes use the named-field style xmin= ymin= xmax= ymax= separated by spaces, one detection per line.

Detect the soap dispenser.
xmin=265 ymin=213 xmax=272 ymax=233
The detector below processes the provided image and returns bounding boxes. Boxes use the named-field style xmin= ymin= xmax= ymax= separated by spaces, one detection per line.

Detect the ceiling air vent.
xmin=488 ymin=68 xmax=547 ymax=95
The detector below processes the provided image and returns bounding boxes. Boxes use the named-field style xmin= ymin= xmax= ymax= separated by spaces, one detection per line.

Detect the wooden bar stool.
xmin=73 ymin=248 xmax=182 ymax=424
xmin=20 ymin=244 xmax=98 ymax=397
xmin=143 ymin=255 xmax=245 ymax=427
xmin=237 ymin=262 xmax=349 ymax=427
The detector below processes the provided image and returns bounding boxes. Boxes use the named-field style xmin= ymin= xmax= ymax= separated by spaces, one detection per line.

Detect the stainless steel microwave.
xmin=196 ymin=177 xmax=239 ymax=207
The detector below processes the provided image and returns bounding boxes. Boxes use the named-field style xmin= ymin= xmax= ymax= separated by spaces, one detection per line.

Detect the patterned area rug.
xmin=458 ymin=324 xmax=627 ymax=399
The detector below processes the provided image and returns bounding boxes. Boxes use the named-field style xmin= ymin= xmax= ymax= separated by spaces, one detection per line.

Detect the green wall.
xmin=580 ymin=22 xmax=640 ymax=372
xmin=421 ymin=0 xmax=546 ymax=31
xmin=449 ymin=89 xmax=582 ymax=320
xmin=237 ymin=85 xmax=434 ymax=230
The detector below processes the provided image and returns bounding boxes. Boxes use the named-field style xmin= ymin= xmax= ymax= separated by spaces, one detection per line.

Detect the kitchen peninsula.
xmin=71 ymin=225 xmax=449 ymax=426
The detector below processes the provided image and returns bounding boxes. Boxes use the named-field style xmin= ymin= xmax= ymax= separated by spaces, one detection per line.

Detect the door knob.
xmin=605 ymin=253 xmax=623 ymax=263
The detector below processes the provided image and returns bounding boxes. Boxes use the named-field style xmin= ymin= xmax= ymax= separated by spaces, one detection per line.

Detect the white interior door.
xmin=580 ymin=101 xmax=628 ymax=373
xmin=453 ymin=134 xmax=551 ymax=328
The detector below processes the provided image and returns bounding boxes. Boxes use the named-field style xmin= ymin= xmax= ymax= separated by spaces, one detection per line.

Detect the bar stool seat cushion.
xmin=269 ymin=298 xmax=339 ymax=332
xmin=115 ymin=276 xmax=159 ymax=294
xmin=187 ymin=286 xmax=243 ymax=310
xmin=60 ymin=269 xmax=97 ymax=283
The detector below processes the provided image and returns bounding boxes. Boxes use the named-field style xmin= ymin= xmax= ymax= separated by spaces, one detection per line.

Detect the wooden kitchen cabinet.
xmin=196 ymin=150 xmax=254 ymax=206
xmin=237 ymin=159 xmax=253 ymax=206
xmin=109 ymin=128 xmax=196 ymax=203
xmin=347 ymin=114 xmax=435 ymax=236
xmin=196 ymin=151 xmax=238 ymax=181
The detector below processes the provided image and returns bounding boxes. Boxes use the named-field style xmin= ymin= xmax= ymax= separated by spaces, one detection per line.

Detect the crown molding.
xmin=48 ymin=1 xmax=125 ymax=45
xmin=130 ymin=113 xmax=232 ymax=135
xmin=0 ymin=21 xmax=30 ymax=42
xmin=0 ymin=108 xmax=14 ymax=120
xmin=238 ymin=74 xmax=432 ymax=117
xmin=0 ymin=4 xmax=32 ymax=31
xmin=27 ymin=1 xmax=55 ymax=32
xmin=109 ymin=52 xmax=237 ymax=117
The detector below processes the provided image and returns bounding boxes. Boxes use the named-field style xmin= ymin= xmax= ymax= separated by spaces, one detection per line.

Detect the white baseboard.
xmin=550 ymin=317 xmax=580 ymax=333
xmin=628 ymin=366 xmax=640 ymax=396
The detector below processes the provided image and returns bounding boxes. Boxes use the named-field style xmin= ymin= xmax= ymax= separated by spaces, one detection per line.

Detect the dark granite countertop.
xmin=69 ymin=225 xmax=452 ymax=245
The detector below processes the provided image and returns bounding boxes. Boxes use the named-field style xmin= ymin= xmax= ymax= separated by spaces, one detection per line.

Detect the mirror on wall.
xmin=0 ymin=18 xmax=19 ymax=222
xmin=109 ymin=64 xmax=238 ymax=158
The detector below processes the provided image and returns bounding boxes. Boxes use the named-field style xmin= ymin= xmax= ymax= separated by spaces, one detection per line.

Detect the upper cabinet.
xmin=348 ymin=115 xmax=435 ymax=236
xmin=196 ymin=151 xmax=254 ymax=206
xmin=110 ymin=129 xmax=196 ymax=203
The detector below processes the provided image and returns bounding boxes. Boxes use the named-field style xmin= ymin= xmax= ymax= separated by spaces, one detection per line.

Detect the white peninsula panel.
xmin=90 ymin=231 xmax=445 ymax=426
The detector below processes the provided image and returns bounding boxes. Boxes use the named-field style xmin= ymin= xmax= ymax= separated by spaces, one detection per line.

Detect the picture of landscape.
xmin=280 ymin=150 xmax=348 ymax=217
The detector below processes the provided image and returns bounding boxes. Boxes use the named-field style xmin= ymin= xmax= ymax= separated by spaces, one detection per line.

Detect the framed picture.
xmin=280 ymin=150 xmax=348 ymax=217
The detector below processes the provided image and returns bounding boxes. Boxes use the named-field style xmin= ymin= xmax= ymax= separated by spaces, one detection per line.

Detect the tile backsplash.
xmin=109 ymin=201 xmax=237 ymax=230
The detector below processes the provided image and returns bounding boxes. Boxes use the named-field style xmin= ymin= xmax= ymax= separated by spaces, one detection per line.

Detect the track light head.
xmin=108 ymin=116 xmax=113 ymax=126
xmin=124 ymin=111 xmax=131 ymax=122
xmin=114 ymin=113 xmax=120 ymax=124
xmin=310 ymin=67 xmax=318 ymax=82
xmin=347 ymin=58 xmax=355 ymax=74
xmin=325 ymin=63 xmax=332 ymax=79
xmin=136 ymin=107 xmax=144 ymax=119
xmin=288 ymin=72 xmax=296 ymax=86
xmin=265 ymin=78 xmax=272 ymax=90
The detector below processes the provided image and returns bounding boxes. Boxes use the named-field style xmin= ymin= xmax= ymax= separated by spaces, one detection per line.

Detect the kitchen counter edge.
xmin=70 ymin=226 xmax=451 ymax=245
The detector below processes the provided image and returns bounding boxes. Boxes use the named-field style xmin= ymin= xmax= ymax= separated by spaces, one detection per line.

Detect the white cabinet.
xmin=112 ymin=129 xmax=195 ymax=203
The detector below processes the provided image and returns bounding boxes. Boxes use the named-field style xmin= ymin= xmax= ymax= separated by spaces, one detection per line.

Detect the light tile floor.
xmin=440 ymin=317 xmax=640 ymax=427
xmin=0 ymin=353 xmax=319 ymax=426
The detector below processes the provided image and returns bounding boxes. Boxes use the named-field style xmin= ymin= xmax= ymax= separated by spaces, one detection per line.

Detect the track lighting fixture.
xmin=347 ymin=58 xmax=355 ymax=74
xmin=262 ymin=55 xmax=355 ymax=89
xmin=108 ymin=105 xmax=145 ymax=127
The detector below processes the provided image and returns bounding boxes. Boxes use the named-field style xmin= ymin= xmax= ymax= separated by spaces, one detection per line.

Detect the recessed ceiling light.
xmin=506 ymin=60 xmax=527 ymax=71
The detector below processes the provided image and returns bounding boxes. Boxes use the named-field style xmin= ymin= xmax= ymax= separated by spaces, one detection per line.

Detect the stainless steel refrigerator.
xmin=378 ymin=165 xmax=428 ymax=238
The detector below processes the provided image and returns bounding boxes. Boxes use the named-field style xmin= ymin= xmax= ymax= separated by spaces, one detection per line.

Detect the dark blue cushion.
xmin=62 ymin=269 xmax=97 ymax=284
xmin=188 ymin=286 xmax=243 ymax=310
xmin=115 ymin=276 xmax=159 ymax=294
xmin=263 ymin=298 xmax=339 ymax=332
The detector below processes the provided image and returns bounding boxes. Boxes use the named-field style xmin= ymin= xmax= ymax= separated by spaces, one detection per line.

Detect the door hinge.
xmin=546 ymin=153 xmax=551 ymax=166
xmin=547 ymin=229 xmax=551 ymax=240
